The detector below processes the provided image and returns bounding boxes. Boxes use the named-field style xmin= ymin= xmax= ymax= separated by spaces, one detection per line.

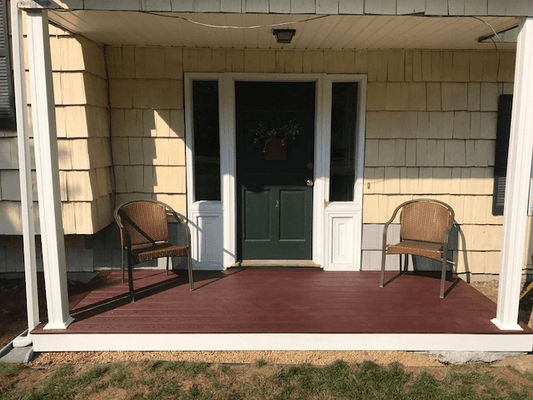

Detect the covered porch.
xmin=8 ymin=1 xmax=533 ymax=353
xmin=31 ymin=268 xmax=533 ymax=352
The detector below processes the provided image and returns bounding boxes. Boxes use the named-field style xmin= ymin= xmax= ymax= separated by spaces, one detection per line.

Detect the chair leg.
xmin=187 ymin=251 xmax=194 ymax=291
xmin=121 ymin=248 xmax=125 ymax=283
xmin=380 ymin=248 xmax=386 ymax=288
xmin=166 ymin=256 xmax=169 ymax=275
xmin=440 ymin=249 xmax=448 ymax=299
xmin=127 ymin=254 xmax=135 ymax=303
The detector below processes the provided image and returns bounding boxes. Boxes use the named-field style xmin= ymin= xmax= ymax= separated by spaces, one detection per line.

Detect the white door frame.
xmin=185 ymin=72 xmax=366 ymax=270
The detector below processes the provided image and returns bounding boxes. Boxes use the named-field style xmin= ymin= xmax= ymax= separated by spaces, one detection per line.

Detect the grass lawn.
xmin=1 ymin=359 xmax=533 ymax=400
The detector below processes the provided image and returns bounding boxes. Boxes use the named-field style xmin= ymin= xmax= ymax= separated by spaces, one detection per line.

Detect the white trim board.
xmin=33 ymin=332 xmax=533 ymax=352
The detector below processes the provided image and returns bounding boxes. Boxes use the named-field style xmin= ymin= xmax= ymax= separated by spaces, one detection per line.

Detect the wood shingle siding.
xmin=26 ymin=1 xmax=533 ymax=17
xmin=103 ymin=46 xmax=515 ymax=275
xmin=350 ymin=47 xmax=513 ymax=276
xmin=47 ymin=28 xmax=112 ymax=235
xmin=0 ymin=22 xmax=114 ymax=236
xmin=107 ymin=46 xmax=187 ymax=214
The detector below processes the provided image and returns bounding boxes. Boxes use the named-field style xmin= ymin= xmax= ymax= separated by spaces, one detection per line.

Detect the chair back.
xmin=399 ymin=200 xmax=453 ymax=244
xmin=115 ymin=200 xmax=169 ymax=246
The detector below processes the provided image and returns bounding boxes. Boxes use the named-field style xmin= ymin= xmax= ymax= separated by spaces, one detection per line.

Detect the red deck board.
xmin=32 ymin=269 xmax=533 ymax=336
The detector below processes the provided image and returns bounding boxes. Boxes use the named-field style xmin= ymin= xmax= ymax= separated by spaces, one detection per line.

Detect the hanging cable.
xmin=144 ymin=12 xmax=329 ymax=29
xmin=470 ymin=16 xmax=504 ymax=51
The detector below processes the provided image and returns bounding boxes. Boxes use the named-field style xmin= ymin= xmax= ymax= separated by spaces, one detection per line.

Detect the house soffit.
xmin=46 ymin=10 xmax=519 ymax=50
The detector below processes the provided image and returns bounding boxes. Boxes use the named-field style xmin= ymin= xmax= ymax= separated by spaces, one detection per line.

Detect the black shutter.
xmin=0 ymin=0 xmax=15 ymax=130
xmin=492 ymin=94 xmax=513 ymax=216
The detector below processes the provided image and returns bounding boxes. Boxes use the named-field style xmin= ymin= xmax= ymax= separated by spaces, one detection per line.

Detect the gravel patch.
xmin=30 ymin=350 xmax=442 ymax=367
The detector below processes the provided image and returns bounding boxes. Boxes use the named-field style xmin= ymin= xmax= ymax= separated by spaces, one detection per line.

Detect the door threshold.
xmin=231 ymin=260 xmax=321 ymax=268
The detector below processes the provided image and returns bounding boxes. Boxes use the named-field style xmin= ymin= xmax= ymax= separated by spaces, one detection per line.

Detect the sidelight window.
xmin=192 ymin=80 xmax=221 ymax=201
xmin=329 ymin=82 xmax=358 ymax=202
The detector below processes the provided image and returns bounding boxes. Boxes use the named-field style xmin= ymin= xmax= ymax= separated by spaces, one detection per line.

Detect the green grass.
xmin=255 ymin=358 xmax=268 ymax=367
xmin=151 ymin=360 xmax=210 ymax=374
xmin=1 ymin=360 xmax=532 ymax=400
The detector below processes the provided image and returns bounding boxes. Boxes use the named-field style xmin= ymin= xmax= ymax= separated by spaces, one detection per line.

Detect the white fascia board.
xmin=33 ymin=332 xmax=533 ymax=352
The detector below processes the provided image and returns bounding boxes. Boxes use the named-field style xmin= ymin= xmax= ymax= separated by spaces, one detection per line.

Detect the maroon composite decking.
xmin=32 ymin=268 xmax=532 ymax=336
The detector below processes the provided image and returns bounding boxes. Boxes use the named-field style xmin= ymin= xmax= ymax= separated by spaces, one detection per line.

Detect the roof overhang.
xmin=45 ymin=10 xmax=519 ymax=50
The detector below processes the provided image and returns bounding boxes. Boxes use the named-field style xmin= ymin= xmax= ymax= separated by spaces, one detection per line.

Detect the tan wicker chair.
xmin=379 ymin=199 xmax=455 ymax=298
xmin=114 ymin=200 xmax=194 ymax=302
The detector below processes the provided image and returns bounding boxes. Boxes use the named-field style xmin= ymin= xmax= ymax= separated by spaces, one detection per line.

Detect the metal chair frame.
xmin=114 ymin=199 xmax=194 ymax=302
xmin=379 ymin=198 xmax=455 ymax=298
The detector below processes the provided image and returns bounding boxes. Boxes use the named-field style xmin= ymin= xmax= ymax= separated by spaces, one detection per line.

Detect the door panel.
xmin=279 ymin=189 xmax=308 ymax=240
xmin=243 ymin=189 xmax=271 ymax=241
xmin=236 ymin=81 xmax=315 ymax=260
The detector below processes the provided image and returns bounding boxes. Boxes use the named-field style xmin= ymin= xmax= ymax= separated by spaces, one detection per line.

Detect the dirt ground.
xmin=1 ymin=274 xmax=533 ymax=370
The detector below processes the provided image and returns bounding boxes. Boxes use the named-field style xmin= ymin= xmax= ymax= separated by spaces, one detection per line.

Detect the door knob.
xmin=306 ymin=179 xmax=314 ymax=187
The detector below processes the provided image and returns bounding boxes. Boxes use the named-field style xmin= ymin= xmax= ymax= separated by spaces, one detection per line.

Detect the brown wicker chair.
xmin=379 ymin=199 xmax=455 ymax=298
xmin=114 ymin=200 xmax=194 ymax=302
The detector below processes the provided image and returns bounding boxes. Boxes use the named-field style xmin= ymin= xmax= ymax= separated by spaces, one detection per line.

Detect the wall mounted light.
xmin=273 ymin=29 xmax=296 ymax=44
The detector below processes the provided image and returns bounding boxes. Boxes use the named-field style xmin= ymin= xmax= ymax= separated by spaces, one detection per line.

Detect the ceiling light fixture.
xmin=273 ymin=29 xmax=296 ymax=44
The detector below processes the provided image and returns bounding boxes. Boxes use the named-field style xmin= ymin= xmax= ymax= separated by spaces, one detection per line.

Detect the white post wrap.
xmin=11 ymin=0 xmax=39 ymax=346
xmin=26 ymin=9 xmax=73 ymax=330
xmin=492 ymin=18 xmax=533 ymax=331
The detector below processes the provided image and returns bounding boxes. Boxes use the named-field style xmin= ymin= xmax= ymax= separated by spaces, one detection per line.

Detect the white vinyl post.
xmin=492 ymin=17 xmax=533 ymax=331
xmin=26 ymin=9 xmax=72 ymax=330
xmin=11 ymin=0 xmax=39 ymax=346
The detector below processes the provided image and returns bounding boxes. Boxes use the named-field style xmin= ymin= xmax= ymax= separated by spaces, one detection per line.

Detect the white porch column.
xmin=26 ymin=9 xmax=72 ymax=329
xmin=11 ymin=0 xmax=39 ymax=346
xmin=492 ymin=17 xmax=533 ymax=331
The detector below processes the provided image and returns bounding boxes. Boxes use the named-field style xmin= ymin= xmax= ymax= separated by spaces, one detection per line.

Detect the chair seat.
xmin=132 ymin=242 xmax=188 ymax=264
xmin=387 ymin=240 xmax=443 ymax=261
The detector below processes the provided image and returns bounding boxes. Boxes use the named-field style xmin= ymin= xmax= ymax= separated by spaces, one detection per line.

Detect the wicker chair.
xmin=114 ymin=200 xmax=194 ymax=302
xmin=379 ymin=199 xmax=455 ymax=298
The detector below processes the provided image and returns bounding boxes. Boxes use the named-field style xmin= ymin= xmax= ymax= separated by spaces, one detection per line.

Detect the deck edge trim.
xmin=33 ymin=333 xmax=533 ymax=353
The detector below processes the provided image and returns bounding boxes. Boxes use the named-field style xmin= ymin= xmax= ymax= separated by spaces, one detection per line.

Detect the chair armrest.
xmin=442 ymin=218 xmax=456 ymax=249
xmin=114 ymin=213 xmax=133 ymax=251
xmin=382 ymin=202 xmax=405 ymax=250
xmin=118 ymin=224 xmax=133 ymax=252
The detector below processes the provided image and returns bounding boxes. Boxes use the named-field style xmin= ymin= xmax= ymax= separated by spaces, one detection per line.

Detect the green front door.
xmin=236 ymin=82 xmax=315 ymax=260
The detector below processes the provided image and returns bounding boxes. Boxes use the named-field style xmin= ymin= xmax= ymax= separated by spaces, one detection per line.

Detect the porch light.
xmin=273 ymin=29 xmax=296 ymax=44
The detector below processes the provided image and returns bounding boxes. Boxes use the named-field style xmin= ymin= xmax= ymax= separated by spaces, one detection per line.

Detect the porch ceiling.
xmin=48 ymin=10 xmax=519 ymax=49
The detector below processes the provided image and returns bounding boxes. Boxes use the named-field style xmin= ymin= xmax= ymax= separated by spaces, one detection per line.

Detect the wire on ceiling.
xmin=144 ymin=12 xmax=329 ymax=29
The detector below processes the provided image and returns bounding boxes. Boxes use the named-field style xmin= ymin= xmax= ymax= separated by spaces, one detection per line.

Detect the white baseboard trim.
xmin=33 ymin=332 xmax=533 ymax=353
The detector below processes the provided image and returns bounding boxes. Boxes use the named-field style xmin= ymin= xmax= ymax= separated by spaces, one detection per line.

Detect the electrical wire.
xmin=144 ymin=12 xmax=329 ymax=29
xmin=470 ymin=16 xmax=503 ymax=51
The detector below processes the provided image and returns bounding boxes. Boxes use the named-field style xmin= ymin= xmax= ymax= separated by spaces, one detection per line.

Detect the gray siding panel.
xmin=488 ymin=0 xmax=533 ymax=16
xmin=465 ymin=0 xmax=488 ymax=15
xmin=194 ymin=0 xmax=222 ymax=12
xmin=448 ymin=0 xmax=466 ymax=15
xmin=245 ymin=0 xmax=269 ymax=12
xmin=84 ymin=0 xmax=141 ymax=11
xmin=364 ymin=0 xmax=397 ymax=15
xmin=425 ymin=0 xmax=449 ymax=15
xmin=397 ymin=0 xmax=425 ymax=15
xmin=362 ymin=223 xmax=400 ymax=250
xmin=270 ymin=0 xmax=291 ymax=13
xmin=339 ymin=0 xmax=364 ymax=14
xmin=220 ymin=0 xmax=243 ymax=12
xmin=291 ymin=0 xmax=317 ymax=13
xmin=142 ymin=0 xmax=172 ymax=11
xmin=170 ymin=0 xmax=195 ymax=12
xmin=316 ymin=0 xmax=338 ymax=14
